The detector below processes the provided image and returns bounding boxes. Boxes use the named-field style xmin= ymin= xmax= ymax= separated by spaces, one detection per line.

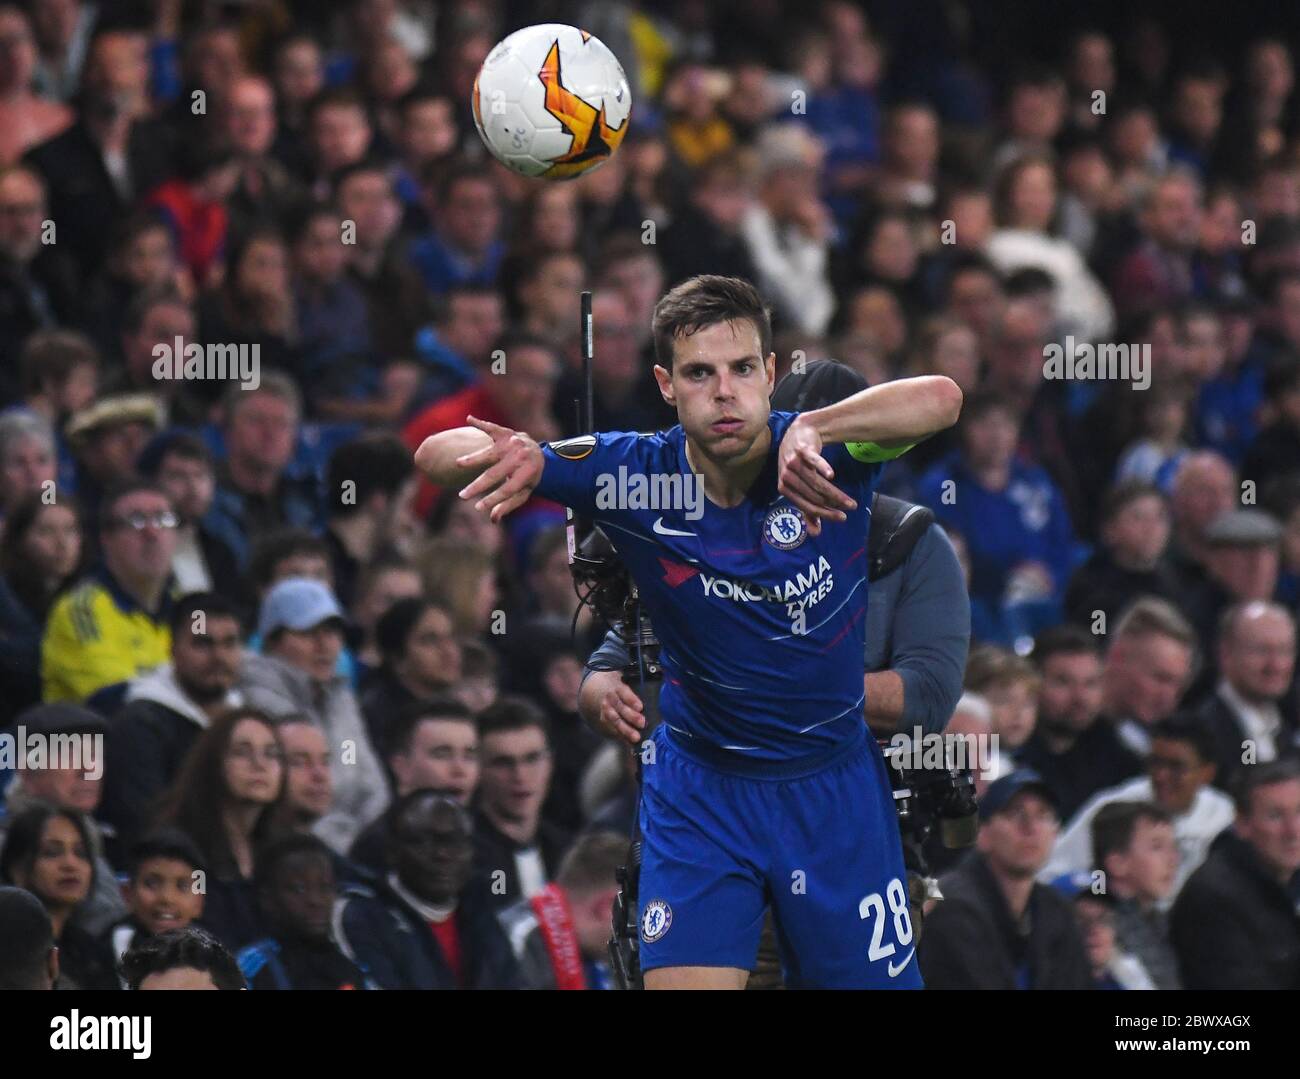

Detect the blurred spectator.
xmin=104 ymin=290 xmax=207 ymax=426
xmin=334 ymin=160 xmax=430 ymax=357
xmin=658 ymin=153 xmax=758 ymax=285
xmin=919 ymin=770 xmax=1090 ymax=989
xmin=238 ymin=834 xmax=369 ymax=990
xmin=1043 ymin=716 xmax=1233 ymax=904
xmin=498 ymin=830 xmax=625 ymax=989
xmin=0 ymin=410 xmax=56 ymax=519
xmin=1181 ymin=508 xmax=1283 ymax=649
xmin=1102 ymin=597 xmax=1197 ymax=758
xmin=336 ymin=790 xmax=520 ymax=989
xmin=347 ymin=554 xmax=422 ymax=676
xmin=0 ymin=701 xmax=125 ymax=934
xmin=1089 ymin=802 xmax=1182 ymax=988
xmin=0 ymin=5 xmax=72 ymax=165
xmin=740 ymin=123 xmax=835 ymax=337
xmin=0 ymin=492 xmax=83 ymax=718
xmin=41 ymin=480 xmax=177 ymax=703
xmin=139 ymin=432 xmax=240 ymax=595
xmin=0 ymin=885 xmax=57 ymax=989
xmin=1242 ymin=361 xmax=1300 ymax=489
xmin=1065 ymin=480 xmax=1180 ymax=627
xmin=361 ymin=598 xmax=462 ymax=749
xmin=350 ymin=697 xmax=479 ymax=872
xmin=1166 ymin=450 xmax=1237 ymax=583
xmin=1194 ymin=600 xmax=1299 ymax=790
xmin=278 ymin=718 xmax=334 ymax=837
xmin=0 ymin=164 xmax=81 ymax=367
xmin=25 ymin=29 xmax=175 ymax=279
xmin=1111 ymin=169 xmax=1204 ymax=320
xmin=16 ymin=327 xmax=98 ymax=431
xmin=0 ymin=802 xmax=117 ymax=988
xmin=986 ymin=154 xmax=1115 ymax=342
xmin=240 ymin=577 xmax=388 ymax=853
xmin=410 ymin=162 xmax=504 ymax=295
xmin=322 ymin=433 xmax=417 ymax=609
xmin=206 ymin=375 xmax=317 ymax=570
xmin=1170 ymin=759 xmax=1300 ymax=989
xmin=102 ymin=593 xmax=245 ymax=847
xmin=63 ymin=393 xmax=163 ymax=516
xmin=963 ymin=645 xmax=1038 ymax=760
xmin=417 ymin=536 xmax=501 ymax=640
xmin=919 ymin=390 xmax=1075 ymax=617
xmin=1020 ymin=626 xmax=1141 ymax=821
xmin=157 ymin=707 xmax=288 ymax=951
xmin=473 ymin=696 xmax=572 ymax=911
xmin=101 ymin=829 xmax=207 ymax=986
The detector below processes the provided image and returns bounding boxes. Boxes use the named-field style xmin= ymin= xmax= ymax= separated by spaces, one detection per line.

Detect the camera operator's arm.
xmin=413 ymin=416 xmax=543 ymax=523
xmin=579 ymin=628 xmax=645 ymax=744
xmin=867 ymin=525 xmax=970 ymax=737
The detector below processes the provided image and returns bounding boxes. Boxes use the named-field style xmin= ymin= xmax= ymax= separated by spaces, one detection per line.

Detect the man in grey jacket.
xmin=240 ymin=578 xmax=389 ymax=854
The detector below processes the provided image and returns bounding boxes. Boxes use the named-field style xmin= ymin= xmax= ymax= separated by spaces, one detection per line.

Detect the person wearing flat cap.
xmin=1179 ymin=507 xmax=1283 ymax=668
xmin=238 ymin=578 xmax=389 ymax=854
xmin=918 ymin=769 xmax=1091 ymax=989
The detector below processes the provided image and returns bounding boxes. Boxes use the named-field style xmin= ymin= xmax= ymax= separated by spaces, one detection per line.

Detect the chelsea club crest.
xmin=641 ymin=899 xmax=672 ymax=943
xmin=763 ymin=504 xmax=807 ymax=550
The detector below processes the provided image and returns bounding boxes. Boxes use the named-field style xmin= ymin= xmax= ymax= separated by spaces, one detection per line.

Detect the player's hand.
xmin=585 ymin=669 xmax=646 ymax=744
xmin=777 ymin=416 xmax=856 ymax=537
xmin=456 ymin=415 xmax=544 ymax=523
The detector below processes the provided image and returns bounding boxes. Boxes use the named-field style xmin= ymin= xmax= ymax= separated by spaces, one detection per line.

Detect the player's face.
xmin=654 ymin=319 xmax=775 ymax=461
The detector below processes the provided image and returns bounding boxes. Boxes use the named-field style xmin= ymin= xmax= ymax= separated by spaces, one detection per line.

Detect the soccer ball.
xmin=472 ymin=23 xmax=631 ymax=180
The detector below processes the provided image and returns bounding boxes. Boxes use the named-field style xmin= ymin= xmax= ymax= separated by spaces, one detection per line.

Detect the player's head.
xmin=651 ymin=275 xmax=775 ymax=461
xmin=120 ymin=926 xmax=245 ymax=990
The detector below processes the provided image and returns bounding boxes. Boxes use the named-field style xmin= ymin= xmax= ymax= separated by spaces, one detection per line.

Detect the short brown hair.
xmin=21 ymin=330 xmax=100 ymax=395
xmin=1113 ymin=596 xmax=1196 ymax=648
xmin=652 ymin=275 xmax=772 ymax=370
xmin=964 ymin=645 xmax=1039 ymax=694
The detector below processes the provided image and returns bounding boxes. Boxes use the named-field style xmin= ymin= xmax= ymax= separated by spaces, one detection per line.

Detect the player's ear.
xmin=765 ymin=352 xmax=776 ymax=390
xmin=653 ymin=363 xmax=674 ymax=405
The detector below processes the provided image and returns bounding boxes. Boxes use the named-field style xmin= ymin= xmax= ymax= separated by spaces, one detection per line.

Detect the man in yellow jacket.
xmin=42 ymin=481 xmax=179 ymax=703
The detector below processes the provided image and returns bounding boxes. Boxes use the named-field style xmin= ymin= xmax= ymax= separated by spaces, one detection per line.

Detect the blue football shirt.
xmin=536 ymin=410 xmax=884 ymax=767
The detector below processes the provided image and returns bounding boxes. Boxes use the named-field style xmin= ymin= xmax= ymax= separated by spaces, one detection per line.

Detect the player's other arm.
xmin=413 ymin=415 xmax=544 ymax=523
xmin=798 ymin=375 xmax=963 ymax=451
xmin=777 ymin=376 xmax=962 ymax=534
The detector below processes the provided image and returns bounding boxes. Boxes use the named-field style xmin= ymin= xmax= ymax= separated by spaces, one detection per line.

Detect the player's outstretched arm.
xmin=413 ymin=415 xmax=544 ymax=523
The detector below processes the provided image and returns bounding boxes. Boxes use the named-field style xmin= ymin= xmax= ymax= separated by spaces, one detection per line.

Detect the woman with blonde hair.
xmin=416 ymin=535 xmax=501 ymax=637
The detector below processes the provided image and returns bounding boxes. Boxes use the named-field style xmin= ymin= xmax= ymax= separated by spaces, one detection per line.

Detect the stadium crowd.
xmin=0 ymin=0 xmax=1299 ymax=991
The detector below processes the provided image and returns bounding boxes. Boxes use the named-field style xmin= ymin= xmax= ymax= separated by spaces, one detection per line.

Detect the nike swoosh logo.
xmin=653 ymin=518 xmax=696 ymax=537
xmin=887 ymin=948 xmax=915 ymax=978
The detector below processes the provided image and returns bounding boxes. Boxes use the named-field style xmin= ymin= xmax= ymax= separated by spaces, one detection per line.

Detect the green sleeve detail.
xmin=845 ymin=440 xmax=915 ymax=463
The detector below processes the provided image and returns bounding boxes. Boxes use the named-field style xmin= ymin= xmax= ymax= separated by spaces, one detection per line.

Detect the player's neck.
xmin=684 ymin=429 xmax=771 ymax=508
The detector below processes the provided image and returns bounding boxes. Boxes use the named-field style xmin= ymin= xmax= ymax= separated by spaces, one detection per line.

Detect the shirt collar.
xmin=94 ymin=564 xmax=175 ymax=621
xmin=387 ymin=872 xmax=456 ymax=923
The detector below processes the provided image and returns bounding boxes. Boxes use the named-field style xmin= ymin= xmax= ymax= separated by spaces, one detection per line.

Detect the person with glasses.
xmin=918 ymin=770 xmax=1091 ymax=989
xmin=1040 ymin=715 xmax=1234 ymax=903
xmin=41 ymin=479 xmax=179 ymax=703
xmin=336 ymin=789 xmax=520 ymax=989
xmin=157 ymin=707 xmax=289 ymax=951
xmin=472 ymin=695 xmax=572 ymax=912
